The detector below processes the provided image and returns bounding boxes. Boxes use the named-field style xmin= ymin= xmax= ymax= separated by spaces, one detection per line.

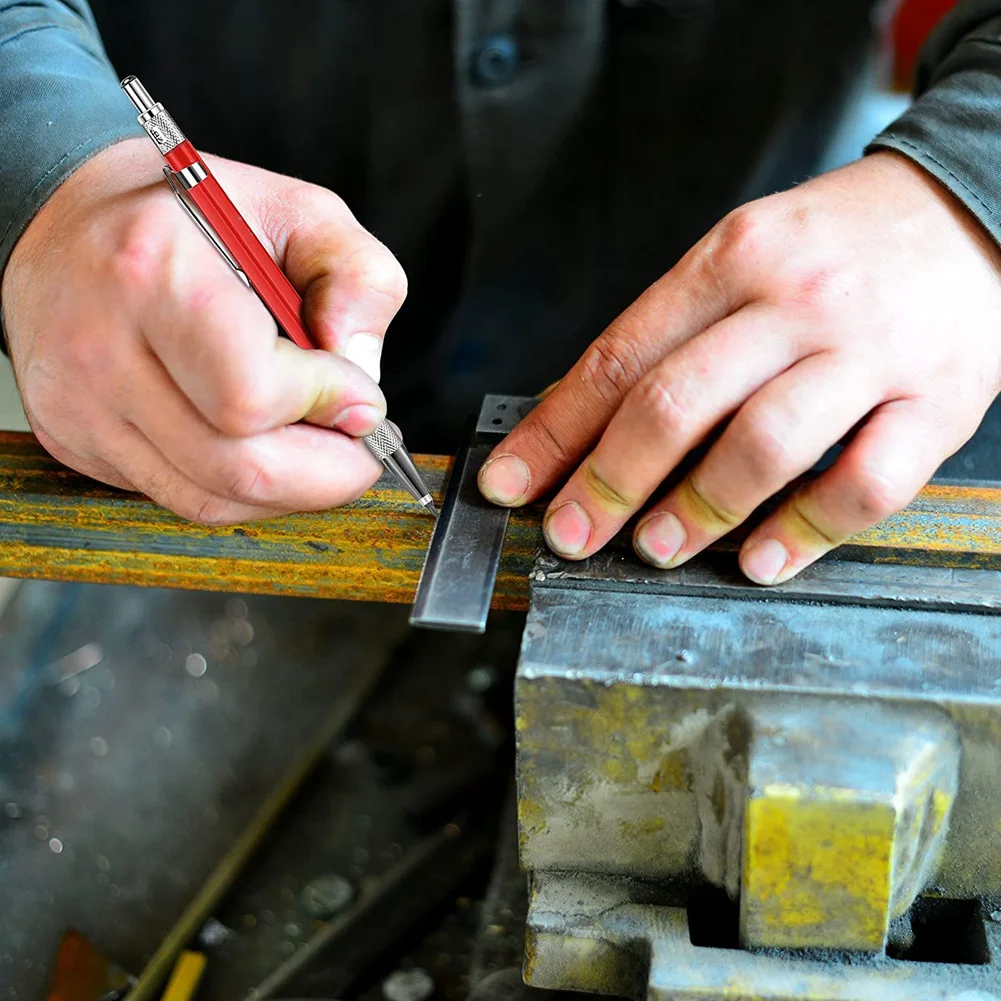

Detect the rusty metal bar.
xmin=0 ymin=431 xmax=999 ymax=608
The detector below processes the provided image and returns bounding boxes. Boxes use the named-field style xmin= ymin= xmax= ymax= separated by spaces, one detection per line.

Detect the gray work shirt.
xmin=2 ymin=1 xmax=1001 ymax=448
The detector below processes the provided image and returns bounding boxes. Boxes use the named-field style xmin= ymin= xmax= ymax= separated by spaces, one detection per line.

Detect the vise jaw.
xmin=516 ymin=546 xmax=1001 ymax=999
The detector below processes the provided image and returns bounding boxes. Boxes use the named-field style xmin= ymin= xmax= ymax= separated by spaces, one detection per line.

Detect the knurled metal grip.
xmin=138 ymin=105 xmax=186 ymax=155
xmin=364 ymin=421 xmax=404 ymax=461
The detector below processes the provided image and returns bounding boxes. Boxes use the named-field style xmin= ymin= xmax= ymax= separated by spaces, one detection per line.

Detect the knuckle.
xmin=684 ymin=476 xmax=743 ymax=529
xmin=713 ymin=203 xmax=774 ymax=271
xmin=635 ymin=376 xmax=691 ymax=437
xmin=210 ymin=374 xmax=274 ymax=438
xmin=792 ymin=269 xmax=837 ymax=314
xmin=849 ymin=467 xmax=910 ymax=523
xmin=739 ymin=409 xmax=797 ymax=479
xmin=170 ymin=489 xmax=243 ymax=528
xmin=345 ymin=246 xmax=408 ymax=306
xmin=190 ymin=495 xmax=238 ymax=527
xmin=581 ymin=461 xmax=638 ymax=512
xmin=222 ymin=449 xmax=274 ymax=504
xmin=787 ymin=497 xmax=839 ymax=548
xmin=787 ymin=267 xmax=858 ymax=322
xmin=521 ymin=413 xmax=576 ymax=468
xmin=286 ymin=183 xmax=351 ymax=226
xmin=108 ymin=203 xmax=174 ymax=290
xmin=577 ymin=334 xmax=646 ymax=409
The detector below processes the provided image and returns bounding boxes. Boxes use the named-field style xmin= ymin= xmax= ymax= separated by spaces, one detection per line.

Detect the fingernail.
xmin=741 ymin=538 xmax=789 ymax=585
xmin=344 ymin=333 xmax=383 ymax=383
xmin=479 ymin=454 xmax=531 ymax=506
xmin=634 ymin=512 xmax=686 ymax=568
xmin=544 ymin=501 xmax=591 ymax=558
xmin=333 ymin=403 xmax=385 ymax=436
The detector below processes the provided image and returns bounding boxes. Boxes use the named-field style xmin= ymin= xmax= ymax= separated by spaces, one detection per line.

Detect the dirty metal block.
xmin=525 ymin=872 xmax=1001 ymax=1000
xmin=516 ymin=551 xmax=1001 ymax=991
xmin=741 ymin=701 xmax=959 ymax=950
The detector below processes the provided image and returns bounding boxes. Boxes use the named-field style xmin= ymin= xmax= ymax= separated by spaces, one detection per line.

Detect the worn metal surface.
xmin=412 ymin=396 xmax=538 ymax=632
xmin=5 ymin=427 xmax=1001 ymax=611
xmin=740 ymin=702 xmax=959 ymax=950
xmin=410 ymin=441 xmax=505 ymax=632
xmin=517 ymin=581 xmax=1001 ymax=898
xmin=0 ymin=431 xmax=540 ymax=610
xmin=526 ymin=872 xmax=1001 ymax=1000
xmin=534 ymin=542 xmax=1001 ymax=615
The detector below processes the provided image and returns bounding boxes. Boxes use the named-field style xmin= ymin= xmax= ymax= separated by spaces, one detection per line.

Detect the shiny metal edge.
xmin=410 ymin=439 xmax=510 ymax=633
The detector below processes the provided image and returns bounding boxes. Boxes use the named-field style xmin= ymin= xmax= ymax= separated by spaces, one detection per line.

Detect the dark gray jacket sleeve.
xmin=868 ymin=1 xmax=1001 ymax=245
xmin=0 ymin=1 xmax=140 ymax=281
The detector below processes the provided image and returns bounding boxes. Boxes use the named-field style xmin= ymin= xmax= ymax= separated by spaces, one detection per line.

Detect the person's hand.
xmin=1 ymin=137 xmax=407 ymax=524
xmin=478 ymin=152 xmax=1001 ymax=584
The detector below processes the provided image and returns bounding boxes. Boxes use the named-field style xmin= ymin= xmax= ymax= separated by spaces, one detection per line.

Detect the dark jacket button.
xmin=471 ymin=34 xmax=520 ymax=87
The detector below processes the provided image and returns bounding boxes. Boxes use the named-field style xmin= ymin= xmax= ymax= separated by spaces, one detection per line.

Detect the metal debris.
xmin=383 ymin=968 xmax=435 ymax=1001
xmin=185 ymin=653 xmax=207 ymax=678
xmin=466 ymin=666 xmax=496 ymax=693
xmin=48 ymin=642 xmax=104 ymax=683
xmin=301 ymin=874 xmax=354 ymax=918
xmin=197 ymin=918 xmax=232 ymax=948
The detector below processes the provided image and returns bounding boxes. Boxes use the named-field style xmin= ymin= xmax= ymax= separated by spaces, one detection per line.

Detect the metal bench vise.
xmin=408 ymin=393 xmax=1001 ymax=997
xmin=516 ymin=545 xmax=1001 ymax=999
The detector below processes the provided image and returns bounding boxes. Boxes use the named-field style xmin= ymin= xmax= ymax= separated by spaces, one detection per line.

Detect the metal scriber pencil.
xmin=121 ymin=75 xmax=436 ymax=518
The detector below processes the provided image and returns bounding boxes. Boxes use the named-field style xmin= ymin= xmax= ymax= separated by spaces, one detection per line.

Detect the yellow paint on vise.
xmin=741 ymin=788 xmax=895 ymax=951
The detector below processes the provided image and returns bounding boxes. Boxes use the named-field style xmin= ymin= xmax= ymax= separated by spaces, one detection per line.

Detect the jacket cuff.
xmin=0 ymin=8 xmax=142 ymax=284
xmin=866 ymin=17 xmax=1001 ymax=247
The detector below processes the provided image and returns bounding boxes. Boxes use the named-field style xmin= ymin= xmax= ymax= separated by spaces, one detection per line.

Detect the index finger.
xmin=131 ymin=218 xmax=387 ymax=439
xmin=477 ymin=221 xmax=760 ymax=507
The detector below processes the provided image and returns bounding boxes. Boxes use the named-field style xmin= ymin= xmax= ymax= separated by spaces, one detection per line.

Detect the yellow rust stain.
xmin=517 ymin=795 xmax=548 ymax=842
xmin=618 ymin=816 xmax=666 ymax=839
xmin=742 ymin=789 xmax=894 ymax=951
xmin=651 ymin=749 xmax=692 ymax=794
xmin=930 ymin=788 xmax=951 ymax=838
xmin=0 ymin=439 xmax=545 ymax=607
xmin=0 ymin=430 xmax=1000 ymax=604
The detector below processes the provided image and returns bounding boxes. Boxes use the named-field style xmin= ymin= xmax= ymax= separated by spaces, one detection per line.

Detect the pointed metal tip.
xmin=420 ymin=496 xmax=439 ymax=520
